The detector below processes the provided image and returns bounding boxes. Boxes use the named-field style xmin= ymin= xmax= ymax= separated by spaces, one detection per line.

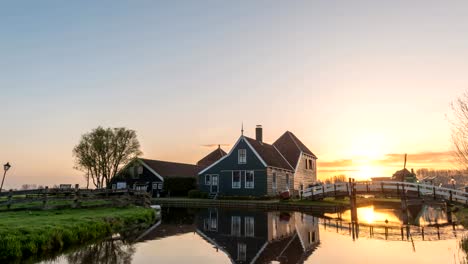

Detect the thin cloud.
xmin=318 ymin=160 xmax=353 ymax=167
xmin=200 ymin=144 xmax=231 ymax=148
xmin=318 ymin=169 xmax=360 ymax=173
xmin=376 ymin=151 xmax=455 ymax=165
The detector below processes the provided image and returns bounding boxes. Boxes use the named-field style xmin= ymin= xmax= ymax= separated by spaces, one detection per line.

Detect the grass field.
xmin=0 ymin=206 xmax=156 ymax=261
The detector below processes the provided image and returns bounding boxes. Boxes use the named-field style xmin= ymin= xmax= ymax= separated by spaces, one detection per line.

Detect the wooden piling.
xmin=42 ymin=186 xmax=48 ymax=209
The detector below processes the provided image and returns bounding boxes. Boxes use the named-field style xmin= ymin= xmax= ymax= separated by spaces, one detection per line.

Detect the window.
xmin=232 ymin=171 xmax=242 ymax=189
xmin=231 ymin=216 xmax=241 ymax=236
xmin=272 ymin=172 xmax=277 ymax=189
xmin=137 ymin=166 xmax=143 ymax=175
xmin=205 ymin=175 xmax=211 ymax=185
xmin=237 ymin=243 xmax=247 ymax=261
xmin=309 ymin=159 xmax=313 ymax=170
xmin=238 ymin=149 xmax=247 ymax=164
xmin=135 ymin=185 xmax=147 ymax=191
xmin=245 ymin=171 xmax=254 ymax=189
xmin=309 ymin=231 xmax=316 ymax=243
xmin=210 ymin=210 xmax=218 ymax=231
xmin=286 ymin=174 xmax=290 ymax=189
xmin=305 ymin=160 xmax=308 ymax=170
xmin=245 ymin=217 xmax=255 ymax=237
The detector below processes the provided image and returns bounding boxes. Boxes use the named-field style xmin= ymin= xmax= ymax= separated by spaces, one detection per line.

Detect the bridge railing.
xmin=301 ymin=181 xmax=468 ymax=204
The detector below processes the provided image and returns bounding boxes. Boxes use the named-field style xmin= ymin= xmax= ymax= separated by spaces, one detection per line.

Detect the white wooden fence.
xmin=301 ymin=181 xmax=468 ymax=204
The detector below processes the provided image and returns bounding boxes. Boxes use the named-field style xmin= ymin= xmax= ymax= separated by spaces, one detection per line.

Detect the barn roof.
xmin=273 ymin=131 xmax=317 ymax=168
xmin=140 ymin=158 xmax=202 ymax=178
xmin=244 ymin=137 xmax=294 ymax=171
xmin=197 ymin=146 xmax=227 ymax=168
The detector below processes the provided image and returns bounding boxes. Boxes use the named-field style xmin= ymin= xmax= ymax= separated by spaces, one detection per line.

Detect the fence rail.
xmin=0 ymin=186 xmax=151 ymax=211
xmin=301 ymin=181 xmax=468 ymax=204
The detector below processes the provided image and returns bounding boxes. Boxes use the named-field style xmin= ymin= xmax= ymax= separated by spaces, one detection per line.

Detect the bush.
xmin=188 ymin=190 xmax=208 ymax=199
xmin=164 ymin=178 xmax=197 ymax=197
xmin=217 ymin=195 xmax=272 ymax=201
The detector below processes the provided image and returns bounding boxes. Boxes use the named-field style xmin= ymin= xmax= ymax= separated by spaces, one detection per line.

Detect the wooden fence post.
xmin=449 ymin=190 xmax=453 ymax=203
xmin=7 ymin=189 xmax=12 ymax=210
xmin=396 ymin=183 xmax=400 ymax=196
xmin=433 ymin=186 xmax=436 ymax=200
xmin=381 ymin=182 xmax=384 ymax=194
xmin=366 ymin=182 xmax=369 ymax=193
xmin=73 ymin=184 xmax=80 ymax=208
xmin=334 ymin=184 xmax=337 ymax=196
xmin=417 ymin=185 xmax=420 ymax=198
xmin=43 ymin=186 xmax=48 ymax=209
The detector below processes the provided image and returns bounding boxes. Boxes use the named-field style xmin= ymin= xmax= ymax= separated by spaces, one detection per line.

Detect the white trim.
xmin=249 ymin=241 xmax=269 ymax=264
xmin=245 ymin=170 xmax=255 ymax=189
xmin=232 ymin=171 xmax=242 ymax=189
xmin=139 ymin=159 xmax=164 ymax=181
xmin=198 ymin=136 xmax=243 ymax=175
xmin=242 ymin=137 xmax=268 ymax=167
xmin=196 ymin=230 xmax=233 ymax=261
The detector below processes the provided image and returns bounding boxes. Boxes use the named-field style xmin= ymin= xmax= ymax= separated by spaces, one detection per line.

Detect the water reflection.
xmin=38 ymin=205 xmax=468 ymax=264
xmin=64 ymin=239 xmax=135 ymax=264
xmin=197 ymin=209 xmax=319 ymax=263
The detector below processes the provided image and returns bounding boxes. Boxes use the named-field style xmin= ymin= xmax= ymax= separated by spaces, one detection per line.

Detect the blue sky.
xmin=1 ymin=1 xmax=468 ymax=187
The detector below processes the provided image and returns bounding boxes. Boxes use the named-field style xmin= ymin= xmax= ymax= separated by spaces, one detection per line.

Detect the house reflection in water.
xmin=196 ymin=209 xmax=320 ymax=263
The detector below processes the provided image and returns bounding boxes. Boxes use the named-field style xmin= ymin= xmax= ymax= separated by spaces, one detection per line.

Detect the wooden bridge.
xmin=301 ymin=181 xmax=468 ymax=204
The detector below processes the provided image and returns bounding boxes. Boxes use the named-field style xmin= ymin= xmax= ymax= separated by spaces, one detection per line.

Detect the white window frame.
xmin=245 ymin=216 xmax=255 ymax=237
xmin=237 ymin=243 xmax=247 ymax=261
xmin=205 ymin=174 xmax=211 ymax=185
xmin=272 ymin=172 xmax=277 ymax=190
xmin=245 ymin=171 xmax=255 ymax=189
xmin=286 ymin=173 xmax=290 ymax=189
xmin=232 ymin=171 xmax=242 ymax=189
xmin=238 ymin=149 xmax=247 ymax=164
xmin=231 ymin=216 xmax=241 ymax=236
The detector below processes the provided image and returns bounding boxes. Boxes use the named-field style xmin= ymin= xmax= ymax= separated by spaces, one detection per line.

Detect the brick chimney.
xmin=256 ymin=125 xmax=263 ymax=143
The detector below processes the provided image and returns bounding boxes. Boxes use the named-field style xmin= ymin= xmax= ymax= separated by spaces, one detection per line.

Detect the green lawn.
xmin=0 ymin=206 xmax=156 ymax=261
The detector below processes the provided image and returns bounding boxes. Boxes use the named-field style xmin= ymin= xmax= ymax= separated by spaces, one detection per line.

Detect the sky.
xmin=1 ymin=1 xmax=468 ymax=189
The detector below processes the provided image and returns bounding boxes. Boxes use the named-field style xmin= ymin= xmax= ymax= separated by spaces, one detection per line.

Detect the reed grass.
xmin=0 ymin=206 xmax=155 ymax=261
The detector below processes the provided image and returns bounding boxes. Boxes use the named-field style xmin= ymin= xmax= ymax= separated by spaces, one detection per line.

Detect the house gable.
xmin=198 ymin=136 xmax=267 ymax=175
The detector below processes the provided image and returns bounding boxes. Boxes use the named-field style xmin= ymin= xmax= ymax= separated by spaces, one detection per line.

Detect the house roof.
xmin=273 ymin=131 xmax=317 ymax=168
xmin=244 ymin=137 xmax=294 ymax=171
xmin=140 ymin=158 xmax=202 ymax=178
xmin=196 ymin=146 xmax=227 ymax=168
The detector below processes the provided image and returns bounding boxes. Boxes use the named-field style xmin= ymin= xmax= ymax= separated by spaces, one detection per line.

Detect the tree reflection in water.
xmin=65 ymin=239 xmax=135 ymax=264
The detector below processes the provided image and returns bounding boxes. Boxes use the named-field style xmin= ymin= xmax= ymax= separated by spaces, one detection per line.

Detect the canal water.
xmin=39 ymin=205 xmax=467 ymax=264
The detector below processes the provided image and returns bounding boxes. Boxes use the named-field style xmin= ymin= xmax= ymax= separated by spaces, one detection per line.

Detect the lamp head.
xmin=4 ymin=162 xmax=11 ymax=172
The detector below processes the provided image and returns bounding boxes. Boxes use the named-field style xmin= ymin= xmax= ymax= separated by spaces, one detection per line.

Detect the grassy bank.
xmin=0 ymin=206 xmax=156 ymax=261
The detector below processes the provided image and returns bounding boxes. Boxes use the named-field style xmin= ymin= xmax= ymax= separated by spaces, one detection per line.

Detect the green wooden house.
xmin=198 ymin=126 xmax=317 ymax=197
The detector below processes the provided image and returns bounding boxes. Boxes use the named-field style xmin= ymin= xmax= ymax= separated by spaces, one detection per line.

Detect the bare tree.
xmin=450 ymin=92 xmax=468 ymax=170
xmin=73 ymin=127 xmax=142 ymax=189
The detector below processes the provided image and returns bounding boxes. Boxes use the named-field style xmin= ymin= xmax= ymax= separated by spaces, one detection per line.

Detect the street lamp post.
xmin=0 ymin=162 xmax=11 ymax=193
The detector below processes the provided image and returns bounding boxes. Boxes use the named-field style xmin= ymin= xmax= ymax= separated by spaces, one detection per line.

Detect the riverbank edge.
xmin=152 ymin=197 xmax=402 ymax=213
xmin=0 ymin=206 xmax=156 ymax=261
